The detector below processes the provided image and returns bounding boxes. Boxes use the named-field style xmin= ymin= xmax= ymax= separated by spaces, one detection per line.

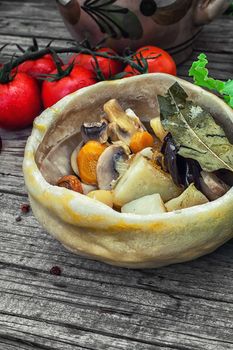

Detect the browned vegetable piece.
xmin=57 ymin=175 xmax=83 ymax=193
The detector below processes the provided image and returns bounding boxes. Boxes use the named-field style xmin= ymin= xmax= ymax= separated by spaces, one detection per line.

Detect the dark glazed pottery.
xmin=57 ymin=0 xmax=231 ymax=63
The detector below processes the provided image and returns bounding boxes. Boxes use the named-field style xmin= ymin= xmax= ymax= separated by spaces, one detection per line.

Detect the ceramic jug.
xmin=57 ymin=0 xmax=231 ymax=63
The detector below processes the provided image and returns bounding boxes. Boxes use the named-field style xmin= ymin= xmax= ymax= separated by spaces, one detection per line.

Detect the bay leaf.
xmin=158 ymin=82 xmax=233 ymax=172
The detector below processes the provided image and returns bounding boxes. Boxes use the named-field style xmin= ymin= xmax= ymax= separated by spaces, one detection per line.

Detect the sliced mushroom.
xmin=107 ymin=122 xmax=131 ymax=144
xmin=111 ymin=140 xmax=131 ymax=155
xmin=200 ymin=171 xmax=230 ymax=201
xmin=96 ymin=144 xmax=130 ymax=190
xmin=70 ymin=141 xmax=84 ymax=176
xmin=125 ymin=108 xmax=146 ymax=131
xmin=104 ymin=99 xmax=143 ymax=144
xmin=81 ymin=120 xmax=108 ymax=143
xmin=104 ymin=99 xmax=136 ymax=131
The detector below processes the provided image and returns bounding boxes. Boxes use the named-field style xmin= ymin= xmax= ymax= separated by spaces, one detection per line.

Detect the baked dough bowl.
xmin=23 ymin=74 xmax=233 ymax=268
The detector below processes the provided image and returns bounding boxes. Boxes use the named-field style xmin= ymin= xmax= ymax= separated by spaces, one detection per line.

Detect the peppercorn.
xmin=50 ymin=266 xmax=62 ymax=276
xmin=21 ymin=203 xmax=30 ymax=213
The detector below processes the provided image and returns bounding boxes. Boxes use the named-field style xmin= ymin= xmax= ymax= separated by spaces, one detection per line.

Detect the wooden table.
xmin=1 ymin=1 xmax=233 ymax=349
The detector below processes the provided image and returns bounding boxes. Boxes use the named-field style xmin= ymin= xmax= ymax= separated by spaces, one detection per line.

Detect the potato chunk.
xmin=165 ymin=183 xmax=209 ymax=212
xmin=121 ymin=194 xmax=166 ymax=215
xmin=113 ymin=154 xmax=182 ymax=207
xmin=87 ymin=190 xmax=113 ymax=208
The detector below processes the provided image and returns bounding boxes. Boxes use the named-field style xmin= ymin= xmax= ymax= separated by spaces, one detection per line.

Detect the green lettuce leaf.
xmin=223 ymin=80 xmax=233 ymax=107
xmin=189 ymin=53 xmax=233 ymax=108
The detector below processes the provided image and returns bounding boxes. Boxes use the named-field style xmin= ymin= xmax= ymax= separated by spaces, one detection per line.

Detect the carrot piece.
xmin=77 ymin=140 xmax=107 ymax=185
xmin=129 ymin=131 xmax=154 ymax=153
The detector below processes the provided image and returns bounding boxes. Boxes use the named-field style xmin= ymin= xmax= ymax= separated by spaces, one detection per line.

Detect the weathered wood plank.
xmin=0 ymin=129 xmax=28 ymax=195
xmin=0 ymin=0 xmax=62 ymax=21
xmin=0 ymin=18 xmax=72 ymax=40
xmin=1 ymin=192 xmax=233 ymax=350
xmin=0 ymin=339 xmax=45 ymax=350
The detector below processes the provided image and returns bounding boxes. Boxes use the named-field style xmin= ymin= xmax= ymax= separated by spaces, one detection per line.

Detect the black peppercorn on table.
xmin=0 ymin=1 xmax=233 ymax=349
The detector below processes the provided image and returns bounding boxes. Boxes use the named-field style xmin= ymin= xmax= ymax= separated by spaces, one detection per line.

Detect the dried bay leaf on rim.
xmin=158 ymin=82 xmax=233 ymax=173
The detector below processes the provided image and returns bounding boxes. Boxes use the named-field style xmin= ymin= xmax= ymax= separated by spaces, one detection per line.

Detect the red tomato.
xmin=69 ymin=48 xmax=123 ymax=79
xmin=124 ymin=46 xmax=177 ymax=77
xmin=42 ymin=65 xmax=96 ymax=108
xmin=0 ymin=72 xmax=42 ymax=129
xmin=17 ymin=54 xmax=56 ymax=79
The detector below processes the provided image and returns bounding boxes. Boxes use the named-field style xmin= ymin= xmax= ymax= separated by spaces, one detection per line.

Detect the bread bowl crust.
xmin=23 ymin=74 xmax=233 ymax=268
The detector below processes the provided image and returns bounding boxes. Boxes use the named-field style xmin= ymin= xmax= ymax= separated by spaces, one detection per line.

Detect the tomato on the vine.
xmin=0 ymin=72 xmax=42 ymax=129
xmin=68 ymin=48 xmax=123 ymax=79
xmin=124 ymin=46 xmax=177 ymax=77
xmin=41 ymin=64 xmax=96 ymax=108
xmin=17 ymin=54 xmax=56 ymax=79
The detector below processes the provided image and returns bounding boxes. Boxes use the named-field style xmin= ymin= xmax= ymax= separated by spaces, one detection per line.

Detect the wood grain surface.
xmin=0 ymin=1 xmax=233 ymax=349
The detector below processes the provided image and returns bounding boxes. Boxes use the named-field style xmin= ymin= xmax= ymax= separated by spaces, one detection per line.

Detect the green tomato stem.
xmin=1 ymin=44 xmax=145 ymax=80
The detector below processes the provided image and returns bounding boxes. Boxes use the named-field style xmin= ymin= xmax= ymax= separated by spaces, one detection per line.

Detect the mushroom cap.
xmin=23 ymin=73 xmax=233 ymax=269
xmin=81 ymin=120 xmax=108 ymax=143
xmin=96 ymin=144 xmax=129 ymax=190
